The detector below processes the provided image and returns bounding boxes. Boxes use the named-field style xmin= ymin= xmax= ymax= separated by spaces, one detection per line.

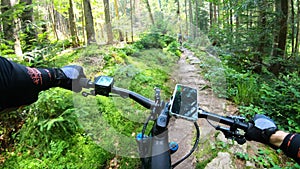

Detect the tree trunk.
xmin=270 ymin=0 xmax=288 ymax=75
xmin=185 ymin=0 xmax=188 ymax=36
xmin=295 ymin=0 xmax=300 ymax=56
xmin=130 ymin=0 xmax=134 ymax=42
xmin=194 ymin=0 xmax=199 ymax=38
xmin=20 ymin=0 xmax=36 ymax=51
xmin=48 ymin=3 xmax=59 ymax=41
xmin=1 ymin=0 xmax=23 ymax=57
xmin=81 ymin=0 xmax=86 ymax=45
xmin=213 ymin=3 xmax=217 ymax=24
xmin=209 ymin=2 xmax=213 ymax=28
xmin=1 ymin=0 xmax=14 ymax=42
xmin=188 ymin=0 xmax=193 ymax=37
xmin=176 ymin=0 xmax=181 ymax=35
xmin=83 ymin=0 xmax=96 ymax=44
xmin=253 ymin=0 xmax=268 ymax=74
xmin=144 ymin=0 xmax=154 ymax=25
xmin=290 ymin=0 xmax=295 ymax=57
xmin=114 ymin=0 xmax=119 ymax=19
xmin=69 ymin=0 xmax=79 ymax=47
xmin=103 ymin=0 xmax=113 ymax=44
xmin=229 ymin=1 xmax=233 ymax=33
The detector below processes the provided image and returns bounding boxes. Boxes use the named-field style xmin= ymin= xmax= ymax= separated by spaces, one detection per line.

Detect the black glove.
xmin=55 ymin=65 xmax=86 ymax=92
xmin=245 ymin=114 xmax=278 ymax=145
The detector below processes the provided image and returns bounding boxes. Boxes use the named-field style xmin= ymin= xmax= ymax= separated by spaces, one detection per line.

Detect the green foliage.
xmin=257 ymin=72 xmax=300 ymax=132
xmin=223 ymin=67 xmax=300 ymax=133
xmin=234 ymin=148 xmax=298 ymax=169
xmin=134 ymin=32 xmax=178 ymax=50
xmin=21 ymin=39 xmax=72 ymax=67
xmin=165 ymin=41 xmax=181 ymax=56
xmin=238 ymin=104 xmax=266 ymax=119
xmin=1 ymin=88 xmax=112 ymax=169
xmin=224 ymin=69 xmax=260 ymax=105
xmin=0 ymin=42 xmax=15 ymax=57
xmin=1 ymin=134 xmax=112 ymax=169
xmin=16 ymin=88 xmax=78 ymax=150
xmin=1 ymin=32 xmax=180 ymax=168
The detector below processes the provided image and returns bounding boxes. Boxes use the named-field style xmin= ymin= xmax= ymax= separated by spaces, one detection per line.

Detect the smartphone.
xmin=169 ymin=84 xmax=198 ymax=121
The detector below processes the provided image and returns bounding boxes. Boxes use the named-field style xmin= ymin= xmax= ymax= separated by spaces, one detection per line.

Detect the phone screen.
xmin=170 ymin=84 xmax=198 ymax=121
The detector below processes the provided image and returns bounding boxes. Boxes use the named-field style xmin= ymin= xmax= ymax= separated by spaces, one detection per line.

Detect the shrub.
xmin=134 ymin=33 xmax=177 ymax=49
xmin=258 ymin=72 xmax=300 ymax=132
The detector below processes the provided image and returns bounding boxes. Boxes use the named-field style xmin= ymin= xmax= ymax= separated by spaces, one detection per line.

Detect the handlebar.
xmin=198 ymin=108 xmax=249 ymax=131
xmin=79 ymin=76 xmax=251 ymax=168
xmin=79 ymin=77 xmax=250 ymax=132
xmin=111 ymin=87 xmax=156 ymax=109
xmin=79 ymin=78 xmax=155 ymax=109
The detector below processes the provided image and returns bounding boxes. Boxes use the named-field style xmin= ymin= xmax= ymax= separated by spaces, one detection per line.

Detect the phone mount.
xmin=169 ymin=84 xmax=198 ymax=121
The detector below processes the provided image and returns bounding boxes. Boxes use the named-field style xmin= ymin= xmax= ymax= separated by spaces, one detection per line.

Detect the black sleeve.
xmin=0 ymin=56 xmax=58 ymax=110
xmin=280 ymin=133 xmax=300 ymax=164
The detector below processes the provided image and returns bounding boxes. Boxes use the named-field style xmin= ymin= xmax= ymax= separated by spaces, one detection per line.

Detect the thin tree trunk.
xmin=213 ymin=3 xmax=217 ymax=24
xmin=253 ymin=0 xmax=268 ymax=74
xmin=144 ymin=0 xmax=154 ymax=25
xmin=194 ymin=0 xmax=199 ymax=38
xmin=83 ymin=0 xmax=96 ymax=44
xmin=103 ymin=0 xmax=113 ymax=44
xmin=1 ymin=0 xmax=23 ymax=57
xmin=177 ymin=0 xmax=181 ymax=35
xmin=185 ymin=0 xmax=188 ymax=36
xmin=270 ymin=0 xmax=288 ymax=75
xmin=48 ymin=4 xmax=59 ymax=41
xmin=158 ymin=0 xmax=162 ymax=11
xmin=295 ymin=0 xmax=300 ymax=56
xmin=1 ymin=0 xmax=14 ymax=42
xmin=209 ymin=2 xmax=213 ymax=28
xmin=188 ymin=0 xmax=193 ymax=37
xmin=20 ymin=0 xmax=36 ymax=51
xmin=114 ymin=0 xmax=119 ymax=19
xmin=81 ymin=0 xmax=86 ymax=45
xmin=276 ymin=0 xmax=289 ymax=58
xmin=229 ymin=1 xmax=233 ymax=33
xmin=291 ymin=0 xmax=295 ymax=57
xmin=130 ymin=0 xmax=134 ymax=42
xmin=69 ymin=0 xmax=79 ymax=47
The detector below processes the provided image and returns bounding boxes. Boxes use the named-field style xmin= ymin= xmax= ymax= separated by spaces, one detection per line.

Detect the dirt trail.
xmin=168 ymin=48 xmax=242 ymax=169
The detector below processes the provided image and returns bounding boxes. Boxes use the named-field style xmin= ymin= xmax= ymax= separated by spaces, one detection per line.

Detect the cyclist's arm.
xmin=270 ymin=131 xmax=300 ymax=164
xmin=0 ymin=56 xmax=59 ymax=110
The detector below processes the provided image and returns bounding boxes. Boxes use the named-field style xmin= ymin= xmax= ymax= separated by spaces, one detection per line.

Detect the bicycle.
xmin=79 ymin=76 xmax=251 ymax=169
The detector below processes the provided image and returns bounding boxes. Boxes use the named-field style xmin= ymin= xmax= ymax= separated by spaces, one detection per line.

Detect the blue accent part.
xmin=169 ymin=142 xmax=179 ymax=152
xmin=136 ymin=133 xmax=147 ymax=141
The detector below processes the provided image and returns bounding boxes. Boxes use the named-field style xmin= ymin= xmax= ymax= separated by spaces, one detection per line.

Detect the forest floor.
xmin=168 ymin=47 xmax=261 ymax=169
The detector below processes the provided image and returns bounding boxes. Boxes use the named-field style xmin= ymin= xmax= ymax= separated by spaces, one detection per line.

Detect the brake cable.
xmin=171 ymin=121 xmax=200 ymax=168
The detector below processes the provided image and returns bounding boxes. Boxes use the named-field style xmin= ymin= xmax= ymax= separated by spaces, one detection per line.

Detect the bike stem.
xmin=149 ymin=100 xmax=172 ymax=169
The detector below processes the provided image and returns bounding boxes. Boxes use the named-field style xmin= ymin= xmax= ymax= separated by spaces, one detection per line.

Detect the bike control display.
xmin=94 ymin=76 xmax=114 ymax=96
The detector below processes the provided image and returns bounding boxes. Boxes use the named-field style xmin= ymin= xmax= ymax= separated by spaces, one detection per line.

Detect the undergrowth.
xmin=0 ymin=33 xmax=180 ymax=168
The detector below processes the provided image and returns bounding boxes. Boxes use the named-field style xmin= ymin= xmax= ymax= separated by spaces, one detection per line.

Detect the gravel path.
xmin=168 ymin=48 xmax=243 ymax=169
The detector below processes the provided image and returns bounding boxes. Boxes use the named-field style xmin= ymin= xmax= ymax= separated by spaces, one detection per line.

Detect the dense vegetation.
xmin=1 ymin=0 xmax=300 ymax=168
xmin=0 ymin=33 xmax=180 ymax=168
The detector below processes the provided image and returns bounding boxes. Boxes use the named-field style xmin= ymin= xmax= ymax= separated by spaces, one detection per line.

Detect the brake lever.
xmin=216 ymin=126 xmax=246 ymax=145
xmin=82 ymin=90 xmax=96 ymax=97
xmin=216 ymin=114 xmax=247 ymax=145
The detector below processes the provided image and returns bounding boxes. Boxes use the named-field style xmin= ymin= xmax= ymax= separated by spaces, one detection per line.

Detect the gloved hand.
xmin=55 ymin=65 xmax=86 ymax=92
xmin=245 ymin=114 xmax=278 ymax=145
